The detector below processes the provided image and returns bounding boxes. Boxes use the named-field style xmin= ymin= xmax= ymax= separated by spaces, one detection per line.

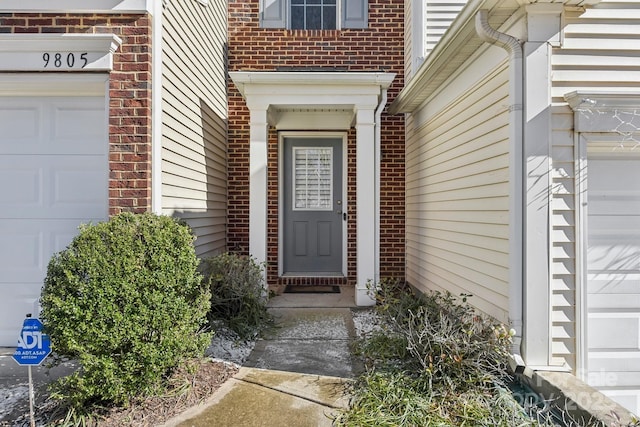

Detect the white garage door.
xmin=587 ymin=154 xmax=640 ymax=415
xmin=0 ymin=90 xmax=108 ymax=347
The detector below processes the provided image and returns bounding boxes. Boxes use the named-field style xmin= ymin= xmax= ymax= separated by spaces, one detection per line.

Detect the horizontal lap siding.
xmin=550 ymin=0 xmax=640 ymax=369
xmin=424 ymin=0 xmax=467 ymax=54
xmin=162 ymin=1 xmax=228 ymax=257
xmin=550 ymin=105 xmax=577 ymax=368
xmin=406 ymin=63 xmax=510 ymax=323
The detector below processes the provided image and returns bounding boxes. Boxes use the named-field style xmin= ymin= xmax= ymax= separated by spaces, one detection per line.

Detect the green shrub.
xmin=371 ymin=281 xmax=512 ymax=393
xmin=338 ymin=281 xmax=529 ymax=426
xmin=200 ymin=252 xmax=271 ymax=339
xmin=40 ymin=213 xmax=211 ymax=408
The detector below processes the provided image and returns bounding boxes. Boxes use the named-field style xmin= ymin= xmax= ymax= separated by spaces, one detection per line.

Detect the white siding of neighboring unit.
xmin=405 ymin=62 xmax=511 ymax=323
xmin=405 ymin=0 xmax=467 ymax=81
xmin=405 ymin=0 xmax=416 ymax=79
xmin=162 ymin=0 xmax=228 ymax=257
xmin=550 ymin=105 xmax=577 ymax=368
xmin=550 ymin=0 xmax=640 ymax=369
xmin=424 ymin=0 xmax=467 ymax=55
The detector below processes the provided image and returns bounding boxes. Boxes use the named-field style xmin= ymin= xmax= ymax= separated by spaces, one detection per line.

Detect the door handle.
xmin=343 ymin=212 xmax=347 ymax=221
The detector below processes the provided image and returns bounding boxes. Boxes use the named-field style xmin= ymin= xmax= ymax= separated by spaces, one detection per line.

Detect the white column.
xmin=249 ymin=106 xmax=269 ymax=286
xmin=522 ymin=3 xmax=562 ymax=368
xmin=355 ymin=107 xmax=377 ymax=306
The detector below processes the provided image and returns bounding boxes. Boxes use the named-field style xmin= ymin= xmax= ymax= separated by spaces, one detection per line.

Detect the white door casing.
xmin=0 ymin=75 xmax=109 ymax=347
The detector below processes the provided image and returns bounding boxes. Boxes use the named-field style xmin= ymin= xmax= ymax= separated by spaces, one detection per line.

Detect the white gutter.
xmin=475 ymin=10 xmax=524 ymax=364
xmin=151 ymin=0 xmax=163 ymax=214
xmin=374 ymin=88 xmax=388 ymax=283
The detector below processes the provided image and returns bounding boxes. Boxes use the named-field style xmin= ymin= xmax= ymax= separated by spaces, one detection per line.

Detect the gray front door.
xmin=283 ymin=137 xmax=343 ymax=274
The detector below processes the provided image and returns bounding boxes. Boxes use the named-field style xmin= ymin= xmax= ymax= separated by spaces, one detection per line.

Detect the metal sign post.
xmin=12 ymin=314 xmax=52 ymax=427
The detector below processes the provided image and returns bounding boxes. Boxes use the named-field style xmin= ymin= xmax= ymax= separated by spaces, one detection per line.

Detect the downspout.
xmin=374 ymin=87 xmax=388 ymax=284
xmin=475 ymin=10 xmax=525 ymax=367
xmin=151 ymin=0 xmax=164 ymax=214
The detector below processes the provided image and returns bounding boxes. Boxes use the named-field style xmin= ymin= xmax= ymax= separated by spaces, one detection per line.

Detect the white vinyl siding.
xmin=405 ymin=62 xmax=511 ymax=324
xmin=551 ymin=1 xmax=640 ymax=104
xmin=162 ymin=0 xmax=228 ymax=257
xmin=405 ymin=0 xmax=416 ymax=79
xmin=424 ymin=0 xmax=467 ymax=54
xmin=550 ymin=0 xmax=640 ymax=371
xmin=550 ymin=105 xmax=578 ymax=368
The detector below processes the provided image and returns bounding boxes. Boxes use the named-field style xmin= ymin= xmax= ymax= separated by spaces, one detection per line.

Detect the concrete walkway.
xmin=162 ymin=287 xmax=359 ymax=426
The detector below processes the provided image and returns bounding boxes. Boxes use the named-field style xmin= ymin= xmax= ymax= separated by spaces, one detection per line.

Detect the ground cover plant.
xmin=337 ymin=280 xmax=608 ymax=427
xmin=40 ymin=213 xmax=212 ymax=410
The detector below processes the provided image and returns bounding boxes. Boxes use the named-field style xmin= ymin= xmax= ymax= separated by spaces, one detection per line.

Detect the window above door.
xmin=261 ymin=0 xmax=368 ymax=29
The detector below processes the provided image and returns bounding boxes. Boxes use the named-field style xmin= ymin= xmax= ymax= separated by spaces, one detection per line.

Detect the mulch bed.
xmin=2 ymin=359 xmax=239 ymax=427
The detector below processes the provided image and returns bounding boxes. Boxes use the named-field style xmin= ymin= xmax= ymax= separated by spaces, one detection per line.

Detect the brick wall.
xmin=227 ymin=0 xmax=406 ymax=285
xmin=0 ymin=13 xmax=152 ymax=214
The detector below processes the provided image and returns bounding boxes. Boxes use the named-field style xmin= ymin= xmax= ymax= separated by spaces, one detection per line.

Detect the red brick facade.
xmin=0 ymin=13 xmax=152 ymax=215
xmin=227 ymin=0 xmax=406 ymax=286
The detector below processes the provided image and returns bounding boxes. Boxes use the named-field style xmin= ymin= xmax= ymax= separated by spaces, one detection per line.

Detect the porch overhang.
xmin=229 ymin=71 xmax=395 ymax=306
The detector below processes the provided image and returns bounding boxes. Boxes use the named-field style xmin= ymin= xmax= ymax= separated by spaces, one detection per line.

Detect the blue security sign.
xmin=12 ymin=318 xmax=51 ymax=366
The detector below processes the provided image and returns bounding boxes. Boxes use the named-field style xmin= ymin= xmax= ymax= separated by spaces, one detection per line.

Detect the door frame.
xmin=278 ymin=131 xmax=348 ymax=277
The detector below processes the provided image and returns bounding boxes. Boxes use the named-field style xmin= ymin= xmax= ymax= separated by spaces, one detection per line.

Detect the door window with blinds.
xmin=292 ymin=146 xmax=333 ymax=210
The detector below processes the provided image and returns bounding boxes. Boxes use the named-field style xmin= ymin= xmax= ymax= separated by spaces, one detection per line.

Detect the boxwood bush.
xmin=40 ymin=213 xmax=211 ymax=408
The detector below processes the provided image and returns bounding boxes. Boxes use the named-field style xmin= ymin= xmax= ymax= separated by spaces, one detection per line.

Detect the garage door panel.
xmin=0 ymin=167 xmax=43 ymax=207
xmin=601 ymin=390 xmax=640 ymax=413
xmin=0 ymin=105 xmax=40 ymax=143
xmin=52 ymin=101 xmax=106 ymax=147
xmin=0 ymin=97 xmax=105 ymax=155
xmin=589 ymin=316 xmax=640 ymax=350
xmin=0 ymin=156 xmax=107 ymax=218
xmin=53 ymin=165 xmax=108 ymax=212
xmin=0 ymin=85 xmax=108 ymax=347
xmin=587 ymin=156 xmax=640 ymax=415
xmin=588 ymin=239 xmax=640 ymax=272
xmin=0 ymin=228 xmax=43 ymax=280
xmin=0 ymin=294 xmax=42 ymax=348
xmin=589 ymin=195 xmax=640 ymax=216
xmin=588 ymin=293 xmax=640 ymax=310
xmin=589 ymin=160 xmax=640 ymax=186
xmin=0 ymin=219 xmax=94 ymax=281
xmin=589 ymin=352 xmax=640 ymax=374
xmin=589 ymin=274 xmax=640 ymax=295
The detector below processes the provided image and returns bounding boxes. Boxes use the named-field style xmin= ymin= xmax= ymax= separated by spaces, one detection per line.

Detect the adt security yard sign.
xmin=12 ymin=317 xmax=51 ymax=366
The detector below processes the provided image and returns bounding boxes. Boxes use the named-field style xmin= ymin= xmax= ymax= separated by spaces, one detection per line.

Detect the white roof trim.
xmin=231 ymin=72 xmax=395 ymax=95
xmin=565 ymin=91 xmax=640 ymax=111
xmin=230 ymin=72 xmax=396 ymax=128
xmin=565 ymin=91 xmax=640 ymax=133
xmin=0 ymin=0 xmax=152 ymax=13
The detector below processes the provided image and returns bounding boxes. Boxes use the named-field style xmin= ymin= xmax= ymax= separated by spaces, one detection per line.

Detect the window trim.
xmin=260 ymin=0 xmax=367 ymax=30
